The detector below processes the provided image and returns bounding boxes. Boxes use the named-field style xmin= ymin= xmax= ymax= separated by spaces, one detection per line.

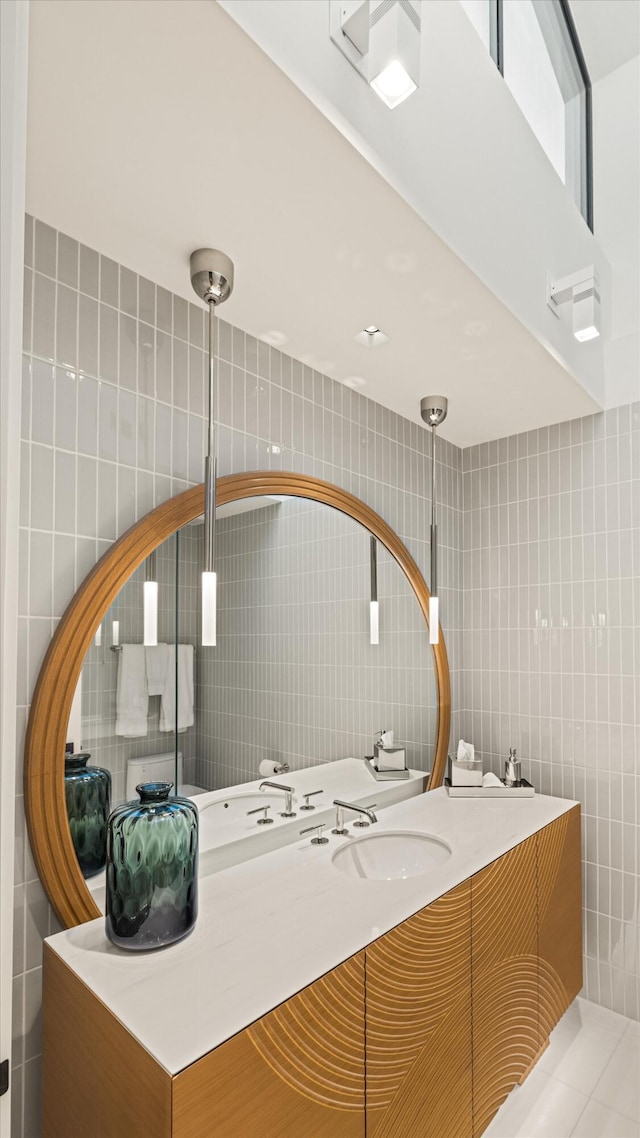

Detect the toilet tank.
xmin=126 ymin=752 xmax=183 ymax=800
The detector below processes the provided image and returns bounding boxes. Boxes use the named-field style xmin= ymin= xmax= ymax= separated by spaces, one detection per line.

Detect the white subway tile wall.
xmin=14 ymin=217 xmax=463 ymax=1137
xmin=461 ymin=410 xmax=640 ymax=1020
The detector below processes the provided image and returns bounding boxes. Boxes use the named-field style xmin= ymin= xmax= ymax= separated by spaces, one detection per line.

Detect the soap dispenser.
xmin=504 ymin=747 xmax=521 ymax=787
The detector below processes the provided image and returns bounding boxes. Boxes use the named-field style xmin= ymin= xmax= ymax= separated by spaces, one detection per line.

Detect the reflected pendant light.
xmin=370 ymin=536 xmax=379 ymax=645
xmin=190 ymin=248 xmax=234 ymax=647
xmin=420 ymin=396 xmax=448 ymax=645
xmin=143 ymin=550 xmax=158 ymax=647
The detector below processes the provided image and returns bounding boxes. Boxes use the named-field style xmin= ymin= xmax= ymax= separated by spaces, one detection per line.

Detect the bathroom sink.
xmin=331 ymin=831 xmax=451 ymax=881
xmin=198 ymin=792 xmax=290 ymax=825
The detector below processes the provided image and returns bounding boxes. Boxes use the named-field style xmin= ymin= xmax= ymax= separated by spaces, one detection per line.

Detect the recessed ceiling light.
xmin=354 ymin=326 xmax=389 ymax=348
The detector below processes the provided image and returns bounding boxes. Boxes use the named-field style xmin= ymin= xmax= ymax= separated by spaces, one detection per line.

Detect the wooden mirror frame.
xmin=24 ymin=472 xmax=451 ymax=928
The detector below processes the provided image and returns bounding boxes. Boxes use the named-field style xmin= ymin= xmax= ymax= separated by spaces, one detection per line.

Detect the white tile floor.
xmin=483 ymin=998 xmax=640 ymax=1137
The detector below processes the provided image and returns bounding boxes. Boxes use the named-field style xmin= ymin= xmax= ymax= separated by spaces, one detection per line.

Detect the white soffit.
xmin=569 ymin=0 xmax=640 ymax=83
xmin=25 ymin=0 xmax=600 ymax=448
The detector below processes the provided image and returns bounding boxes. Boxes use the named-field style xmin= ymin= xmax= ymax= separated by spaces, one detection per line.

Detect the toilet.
xmin=126 ymin=752 xmax=206 ymax=801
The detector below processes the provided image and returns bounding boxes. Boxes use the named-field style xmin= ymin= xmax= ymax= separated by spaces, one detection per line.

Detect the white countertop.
xmin=46 ymin=788 xmax=577 ymax=1076
xmin=83 ymin=758 xmax=426 ymax=909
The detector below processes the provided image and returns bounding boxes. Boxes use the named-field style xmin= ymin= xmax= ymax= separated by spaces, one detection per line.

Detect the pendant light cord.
xmin=204 ymin=299 xmax=217 ymax=575
xmin=430 ymin=423 xmax=437 ymax=599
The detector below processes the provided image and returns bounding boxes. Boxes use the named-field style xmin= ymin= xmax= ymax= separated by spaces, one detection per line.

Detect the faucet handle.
xmin=352 ymin=803 xmax=377 ymax=828
xmin=247 ymin=805 xmax=273 ymax=825
xmin=300 ymin=822 xmax=328 ymax=845
xmin=300 ymin=790 xmax=324 ymax=811
xmin=332 ymin=805 xmax=349 ymax=836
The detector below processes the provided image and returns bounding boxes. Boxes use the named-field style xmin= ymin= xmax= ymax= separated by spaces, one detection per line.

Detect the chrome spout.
xmin=259 ymin=781 xmax=296 ymax=817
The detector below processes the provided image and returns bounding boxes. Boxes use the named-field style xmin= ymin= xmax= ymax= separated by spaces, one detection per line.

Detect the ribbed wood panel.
xmin=173 ymin=954 xmax=365 ymax=1138
xmin=471 ymin=836 xmax=539 ymax=1138
xmin=365 ymin=881 xmax=472 ymax=1138
xmin=538 ymin=806 xmax=582 ymax=1043
xmin=247 ymin=954 xmax=365 ymax=1110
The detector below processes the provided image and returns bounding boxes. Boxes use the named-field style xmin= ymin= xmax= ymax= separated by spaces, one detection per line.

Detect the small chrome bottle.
xmin=504 ymin=747 xmax=521 ymax=787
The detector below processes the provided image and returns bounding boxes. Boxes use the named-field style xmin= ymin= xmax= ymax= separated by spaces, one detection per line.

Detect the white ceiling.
xmin=570 ymin=0 xmax=640 ymax=83
xmin=25 ymin=0 xmax=600 ymax=448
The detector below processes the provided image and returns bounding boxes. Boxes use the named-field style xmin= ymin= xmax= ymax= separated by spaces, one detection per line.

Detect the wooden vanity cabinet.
xmin=172 ymin=952 xmax=365 ymax=1138
xmin=537 ymin=806 xmax=582 ymax=1043
xmin=365 ymin=880 xmax=473 ymax=1138
xmin=471 ymin=833 xmax=539 ymax=1136
xmin=43 ymin=809 xmax=581 ymax=1138
xmin=471 ymin=806 xmax=582 ymax=1136
xmin=44 ymin=951 xmax=366 ymax=1138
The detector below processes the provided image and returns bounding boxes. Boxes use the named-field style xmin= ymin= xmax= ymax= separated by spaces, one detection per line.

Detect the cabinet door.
xmin=365 ymin=881 xmax=472 ymax=1138
xmin=538 ymin=805 xmax=582 ymax=1043
xmin=471 ymin=835 xmax=538 ymax=1137
xmin=172 ymin=953 xmax=365 ymax=1138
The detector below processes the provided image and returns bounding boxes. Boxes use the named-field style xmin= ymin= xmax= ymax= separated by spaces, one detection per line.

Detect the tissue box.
xmin=375 ymin=747 xmax=406 ymax=772
xmin=449 ymin=757 xmax=483 ymax=786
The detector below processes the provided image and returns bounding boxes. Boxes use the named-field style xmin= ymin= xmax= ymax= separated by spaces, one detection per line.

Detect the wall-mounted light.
xmin=420 ymin=395 xmax=448 ymax=646
xmin=370 ymin=536 xmax=379 ymax=645
xmin=143 ymin=551 xmax=158 ymax=647
xmin=94 ymin=623 xmax=102 ymax=648
xmin=190 ymin=248 xmax=235 ymax=647
xmin=548 ymin=265 xmax=600 ymax=342
xmin=111 ymin=620 xmax=120 ymax=648
xmin=330 ymin=1 xmax=421 ymax=110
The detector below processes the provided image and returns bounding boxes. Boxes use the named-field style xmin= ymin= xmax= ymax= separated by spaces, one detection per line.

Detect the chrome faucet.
xmin=332 ymin=799 xmax=378 ymax=834
xmin=259 ymin=781 xmax=296 ymax=818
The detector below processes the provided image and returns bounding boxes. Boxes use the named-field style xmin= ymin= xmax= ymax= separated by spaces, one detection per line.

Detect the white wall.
xmin=220 ymin=0 xmax=609 ymax=406
xmin=0 ymin=1 xmax=28 ymax=1132
xmin=593 ymin=55 xmax=640 ymax=407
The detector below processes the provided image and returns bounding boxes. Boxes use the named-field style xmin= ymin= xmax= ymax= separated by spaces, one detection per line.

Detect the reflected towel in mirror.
xmin=145 ymin=643 xmax=170 ymax=695
xmin=115 ymin=645 xmax=149 ymax=737
xmin=159 ymin=644 xmax=194 ymax=733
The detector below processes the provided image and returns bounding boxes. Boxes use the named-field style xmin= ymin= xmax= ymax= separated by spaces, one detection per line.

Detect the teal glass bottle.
xmin=64 ymin=751 xmax=111 ymax=878
xmin=105 ymin=782 xmax=198 ymax=951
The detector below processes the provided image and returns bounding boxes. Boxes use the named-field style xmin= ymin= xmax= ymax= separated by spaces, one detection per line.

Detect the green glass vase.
xmin=105 ymin=782 xmax=198 ymax=951
xmin=64 ymin=751 xmax=111 ymax=878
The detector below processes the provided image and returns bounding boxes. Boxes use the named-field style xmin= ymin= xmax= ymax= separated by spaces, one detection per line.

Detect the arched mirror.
xmin=24 ymin=473 xmax=450 ymax=928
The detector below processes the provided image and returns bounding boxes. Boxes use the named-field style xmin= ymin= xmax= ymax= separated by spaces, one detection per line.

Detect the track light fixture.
xmin=330 ymin=1 xmax=421 ymax=109
xmin=548 ymin=265 xmax=600 ymax=342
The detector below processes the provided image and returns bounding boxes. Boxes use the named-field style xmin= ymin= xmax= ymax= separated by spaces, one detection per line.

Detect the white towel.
xmin=146 ymin=643 xmax=170 ymax=696
xmin=115 ymin=645 xmax=149 ymax=737
xmin=159 ymin=644 xmax=194 ymax=733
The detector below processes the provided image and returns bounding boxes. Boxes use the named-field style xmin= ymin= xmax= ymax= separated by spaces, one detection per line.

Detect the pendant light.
xmin=190 ymin=249 xmax=234 ymax=647
xmin=370 ymin=536 xmax=379 ymax=645
xmin=143 ymin=551 xmax=158 ymax=647
xmin=420 ymin=396 xmax=448 ymax=645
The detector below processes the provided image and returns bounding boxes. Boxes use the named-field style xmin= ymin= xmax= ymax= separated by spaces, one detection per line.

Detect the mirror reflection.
xmin=68 ymin=494 xmax=439 ymax=888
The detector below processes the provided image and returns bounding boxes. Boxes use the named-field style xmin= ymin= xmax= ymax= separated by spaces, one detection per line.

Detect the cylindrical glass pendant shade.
xmin=370 ymin=600 xmax=379 ymax=645
xmin=429 ymin=595 xmax=439 ymax=645
xmin=202 ymin=570 xmax=217 ymax=646
xmin=143 ymin=580 xmax=158 ymax=647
